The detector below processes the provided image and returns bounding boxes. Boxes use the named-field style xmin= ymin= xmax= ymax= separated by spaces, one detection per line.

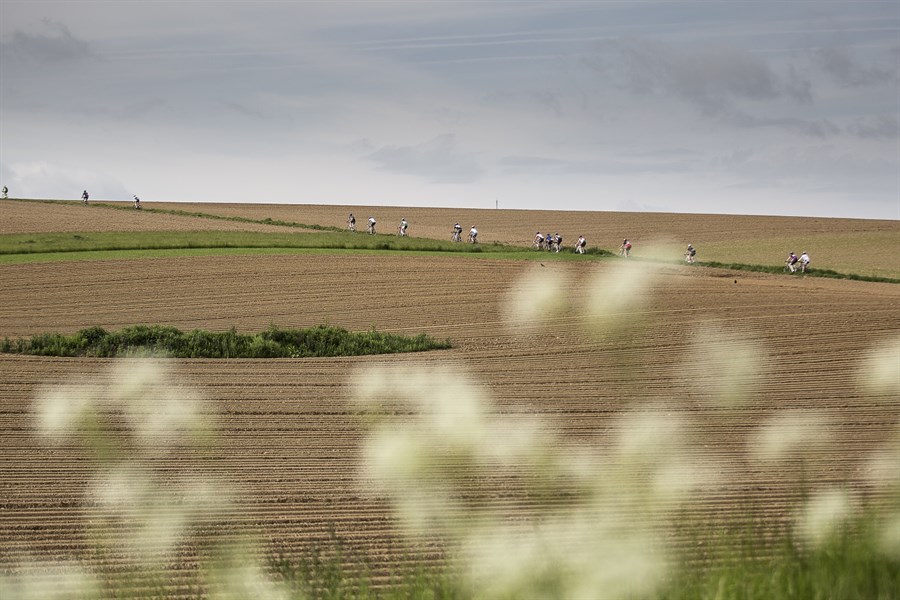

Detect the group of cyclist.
xmin=785 ymin=250 xmax=811 ymax=273
xmin=344 ymin=213 xmax=814 ymax=272
xmin=77 ymin=190 xmax=140 ymax=209
xmin=532 ymin=231 xmax=571 ymax=253
xmin=451 ymin=223 xmax=478 ymax=243
xmin=346 ymin=214 xmax=409 ymax=237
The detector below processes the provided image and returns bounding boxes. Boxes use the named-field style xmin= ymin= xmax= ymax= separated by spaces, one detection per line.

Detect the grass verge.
xmin=0 ymin=230 xmax=528 ymax=256
xmin=691 ymin=260 xmax=900 ymax=284
xmin=266 ymin=516 xmax=899 ymax=599
xmin=0 ymin=231 xmax=615 ymax=264
xmin=662 ymin=514 xmax=899 ymax=600
xmin=0 ymin=324 xmax=451 ymax=358
xmin=272 ymin=516 xmax=900 ymax=600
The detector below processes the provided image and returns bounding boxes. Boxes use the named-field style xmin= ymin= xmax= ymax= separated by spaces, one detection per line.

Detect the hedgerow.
xmin=0 ymin=324 xmax=451 ymax=358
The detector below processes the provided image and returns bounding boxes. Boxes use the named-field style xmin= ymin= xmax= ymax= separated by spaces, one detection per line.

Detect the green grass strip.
xmin=1 ymin=324 xmax=451 ymax=358
xmin=0 ymin=230 xmax=615 ymax=261
xmin=690 ymin=260 xmax=900 ymax=284
xmin=663 ymin=514 xmax=899 ymax=600
xmin=0 ymin=230 xmax=526 ymax=255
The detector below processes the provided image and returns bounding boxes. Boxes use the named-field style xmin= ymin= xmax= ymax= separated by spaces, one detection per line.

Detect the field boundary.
xmin=687 ymin=260 xmax=900 ymax=284
xmin=9 ymin=197 xmax=344 ymax=232
xmin=3 ymin=199 xmax=896 ymax=283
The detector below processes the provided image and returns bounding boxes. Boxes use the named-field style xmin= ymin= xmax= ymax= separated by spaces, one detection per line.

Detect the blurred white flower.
xmin=33 ymin=384 xmax=98 ymax=440
xmin=795 ymin=488 xmax=859 ymax=549
xmin=864 ymin=435 xmax=900 ymax=490
xmin=878 ymin=511 xmax=900 ymax=558
xmin=503 ymin=265 xmax=571 ymax=329
xmin=616 ymin=411 xmax=684 ymax=464
xmin=654 ymin=460 xmax=720 ymax=505
xmin=685 ymin=324 xmax=764 ymax=408
xmin=363 ymin=429 xmax=428 ymax=487
xmin=207 ymin=544 xmax=292 ymax=600
xmin=354 ymin=363 xmax=706 ymax=597
xmin=481 ymin=416 xmax=547 ymax=466
xmin=568 ymin=531 xmax=665 ymax=600
xmin=129 ymin=385 xmax=208 ymax=445
xmin=463 ymin=525 xmax=555 ymax=599
xmin=463 ymin=516 xmax=666 ymax=599
xmin=582 ymin=261 xmax=654 ymax=335
xmin=749 ymin=410 xmax=833 ymax=463
xmin=90 ymin=466 xmax=149 ymax=508
xmin=857 ymin=336 xmax=900 ymax=397
xmin=110 ymin=359 xmax=169 ymax=406
xmin=0 ymin=561 xmax=100 ymax=600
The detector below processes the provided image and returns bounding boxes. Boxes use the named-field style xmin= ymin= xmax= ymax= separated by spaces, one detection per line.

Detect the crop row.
xmin=1 ymin=255 xmax=898 ymax=595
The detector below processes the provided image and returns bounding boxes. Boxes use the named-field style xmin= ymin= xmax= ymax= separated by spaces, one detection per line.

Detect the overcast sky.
xmin=1 ymin=1 xmax=898 ymax=219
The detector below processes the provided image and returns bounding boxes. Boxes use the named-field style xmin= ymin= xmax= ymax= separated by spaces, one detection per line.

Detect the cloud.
xmin=721 ymin=110 xmax=840 ymax=138
xmin=586 ymin=37 xmax=812 ymax=114
xmin=0 ymin=19 xmax=91 ymax=65
xmin=364 ymin=134 xmax=483 ymax=183
xmin=499 ymin=153 xmax=695 ymax=175
xmin=847 ymin=115 xmax=900 ymax=139
xmin=223 ymin=101 xmax=267 ymax=120
xmin=813 ymin=45 xmax=900 ymax=87
xmin=0 ymin=160 xmax=129 ymax=201
xmin=499 ymin=155 xmax=568 ymax=168
xmin=80 ymin=98 xmax=167 ymax=121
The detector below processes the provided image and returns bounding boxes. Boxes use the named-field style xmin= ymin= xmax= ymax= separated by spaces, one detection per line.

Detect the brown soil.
xmin=1 ymin=252 xmax=897 ymax=594
xmin=6 ymin=198 xmax=896 ymax=276
xmin=0 ymin=199 xmax=300 ymax=234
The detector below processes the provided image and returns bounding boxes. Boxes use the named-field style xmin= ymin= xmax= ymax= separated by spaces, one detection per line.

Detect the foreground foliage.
xmin=269 ymin=518 xmax=900 ymax=600
xmin=0 ymin=324 xmax=451 ymax=358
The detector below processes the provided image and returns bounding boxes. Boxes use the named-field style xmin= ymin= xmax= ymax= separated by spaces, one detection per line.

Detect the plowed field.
xmin=5 ymin=198 xmax=898 ymax=277
xmin=0 ymin=200 xmax=302 ymax=234
xmin=0 ymin=202 xmax=898 ymax=596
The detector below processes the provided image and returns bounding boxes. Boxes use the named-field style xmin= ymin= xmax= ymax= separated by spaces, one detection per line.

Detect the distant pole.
xmin=495 ymin=198 xmax=498 ymax=209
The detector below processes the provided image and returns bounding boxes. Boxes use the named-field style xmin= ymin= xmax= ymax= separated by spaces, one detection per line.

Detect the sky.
xmin=1 ymin=1 xmax=898 ymax=219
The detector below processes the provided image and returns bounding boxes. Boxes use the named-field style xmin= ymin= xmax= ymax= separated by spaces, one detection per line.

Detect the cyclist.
xmin=685 ymin=244 xmax=696 ymax=263
xmin=367 ymin=217 xmax=376 ymax=235
xmin=348 ymin=213 xmax=356 ymax=231
xmin=785 ymin=251 xmax=799 ymax=272
xmin=399 ymin=218 xmax=408 ymax=236
xmin=468 ymin=225 xmax=478 ymax=243
xmin=81 ymin=190 xmax=89 ymax=204
xmin=451 ymin=223 xmax=462 ymax=242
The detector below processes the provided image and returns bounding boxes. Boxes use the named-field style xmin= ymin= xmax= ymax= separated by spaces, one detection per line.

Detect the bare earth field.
xmin=5 ymin=199 xmax=897 ymax=276
xmin=150 ymin=201 xmax=900 ymax=277
xmin=0 ymin=200 xmax=302 ymax=235
xmin=0 ymin=201 xmax=898 ymax=595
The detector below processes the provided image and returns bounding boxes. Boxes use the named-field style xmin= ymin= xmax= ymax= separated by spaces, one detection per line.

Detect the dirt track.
xmin=1 ymin=252 xmax=898 ymax=593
